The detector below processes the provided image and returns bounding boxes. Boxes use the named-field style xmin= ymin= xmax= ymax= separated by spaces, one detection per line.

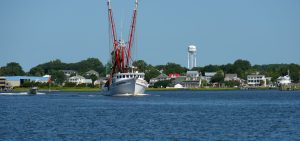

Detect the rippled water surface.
xmin=1 ymin=90 xmax=300 ymax=140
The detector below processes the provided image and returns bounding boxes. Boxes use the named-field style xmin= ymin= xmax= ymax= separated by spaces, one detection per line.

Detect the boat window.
xmin=126 ymin=75 xmax=129 ymax=78
xmin=130 ymin=75 xmax=133 ymax=78
xmin=123 ymin=75 xmax=125 ymax=78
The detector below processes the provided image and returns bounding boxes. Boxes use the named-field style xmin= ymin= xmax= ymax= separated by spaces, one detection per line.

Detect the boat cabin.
xmin=114 ymin=73 xmax=144 ymax=79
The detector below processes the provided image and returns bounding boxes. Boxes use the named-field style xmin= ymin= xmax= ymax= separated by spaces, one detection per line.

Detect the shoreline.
xmin=3 ymin=87 xmax=297 ymax=93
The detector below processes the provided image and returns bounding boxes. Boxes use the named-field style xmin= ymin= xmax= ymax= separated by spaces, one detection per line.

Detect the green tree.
xmin=153 ymin=80 xmax=172 ymax=88
xmin=288 ymin=64 xmax=300 ymax=83
xmin=104 ymin=62 xmax=112 ymax=75
xmin=145 ymin=65 xmax=160 ymax=82
xmin=70 ymin=58 xmax=105 ymax=75
xmin=0 ymin=67 xmax=4 ymax=76
xmin=233 ymin=59 xmax=251 ymax=79
xmin=220 ymin=63 xmax=234 ymax=74
xmin=211 ymin=70 xmax=224 ymax=83
xmin=85 ymin=74 xmax=98 ymax=84
xmin=29 ymin=66 xmax=44 ymax=76
xmin=224 ymin=80 xmax=240 ymax=87
xmin=163 ymin=63 xmax=187 ymax=75
xmin=191 ymin=67 xmax=203 ymax=73
xmin=132 ymin=60 xmax=148 ymax=72
xmin=1 ymin=62 xmax=25 ymax=76
xmin=200 ymin=79 xmax=208 ymax=87
xmin=51 ymin=71 xmax=66 ymax=85
xmin=203 ymin=65 xmax=220 ymax=72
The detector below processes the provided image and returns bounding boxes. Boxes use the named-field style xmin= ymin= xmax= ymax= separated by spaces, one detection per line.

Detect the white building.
xmin=186 ymin=71 xmax=199 ymax=81
xmin=85 ymin=70 xmax=99 ymax=78
xmin=247 ymin=75 xmax=266 ymax=87
xmin=184 ymin=71 xmax=201 ymax=88
xmin=203 ymin=72 xmax=217 ymax=83
xmin=224 ymin=74 xmax=238 ymax=81
xmin=68 ymin=75 xmax=92 ymax=85
xmin=60 ymin=70 xmax=77 ymax=77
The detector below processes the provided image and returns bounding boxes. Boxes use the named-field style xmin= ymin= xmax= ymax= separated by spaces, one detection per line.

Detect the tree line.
xmin=1 ymin=58 xmax=299 ymax=84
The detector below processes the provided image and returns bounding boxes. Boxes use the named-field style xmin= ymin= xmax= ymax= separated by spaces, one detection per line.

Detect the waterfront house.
xmin=68 ymin=75 xmax=92 ymax=85
xmin=224 ymin=74 xmax=238 ymax=81
xmin=203 ymin=72 xmax=217 ymax=83
xmin=247 ymin=75 xmax=266 ymax=87
xmin=85 ymin=70 xmax=99 ymax=78
xmin=224 ymin=73 xmax=245 ymax=85
xmin=60 ymin=70 xmax=77 ymax=77
xmin=183 ymin=71 xmax=201 ymax=88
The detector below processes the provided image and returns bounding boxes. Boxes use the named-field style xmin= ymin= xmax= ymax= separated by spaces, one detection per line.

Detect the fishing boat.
xmin=102 ymin=0 xmax=148 ymax=96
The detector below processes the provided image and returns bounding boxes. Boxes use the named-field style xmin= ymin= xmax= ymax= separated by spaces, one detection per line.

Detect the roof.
xmin=204 ymin=72 xmax=217 ymax=77
xmin=86 ymin=70 xmax=99 ymax=74
xmin=60 ymin=70 xmax=77 ymax=73
xmin=187 ymin=71 xmax=199 ymax=75
xmin=168 ymin=73 xmax=180 ymax=77
xmin=225 ymin=74 xmax=237 ymax=78
xmin=247 ymin=75 xmax=265 ymax=77
xmin=69 ymin=75 xmax=85 ymax=79
xmin=2 ymin=76 xmax=50 ymax=81
xmin=156 ymin=73 xmax=168 ymax=79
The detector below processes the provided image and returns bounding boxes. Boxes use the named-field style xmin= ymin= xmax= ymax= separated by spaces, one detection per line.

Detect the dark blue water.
xmin=1 ymin=90 xmax=300 ymax=140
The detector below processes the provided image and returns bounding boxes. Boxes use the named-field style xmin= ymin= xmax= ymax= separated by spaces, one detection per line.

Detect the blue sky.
xmin=1 ymin=0 xmax=300 ymax=71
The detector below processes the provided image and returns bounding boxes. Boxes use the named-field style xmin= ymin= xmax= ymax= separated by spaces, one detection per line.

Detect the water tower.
xmin=188 ymin=45 xmax=197 ymax=69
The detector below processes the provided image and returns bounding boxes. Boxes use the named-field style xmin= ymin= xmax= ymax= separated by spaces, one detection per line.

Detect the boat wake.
xmin=103 ymin=93 xmax=149 ymax=97
xmin=0 ymin=92 xmax=46 ymax=95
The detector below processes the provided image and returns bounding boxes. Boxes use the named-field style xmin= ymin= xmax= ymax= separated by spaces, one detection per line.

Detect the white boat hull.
xmin=102 ymin=78 xmax=148 ymax=96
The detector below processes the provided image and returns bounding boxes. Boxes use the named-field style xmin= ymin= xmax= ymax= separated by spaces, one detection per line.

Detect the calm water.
xmin=0 ymin=90 xmax=300 ymax=140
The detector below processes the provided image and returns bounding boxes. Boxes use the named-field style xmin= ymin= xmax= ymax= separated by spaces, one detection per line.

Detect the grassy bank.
xmin=146 ymin=87 xmax=240 ymax=91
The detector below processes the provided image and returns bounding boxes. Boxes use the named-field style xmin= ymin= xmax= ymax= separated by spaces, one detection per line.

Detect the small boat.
xmin=28 ymin=87 xmax=38 ymax=95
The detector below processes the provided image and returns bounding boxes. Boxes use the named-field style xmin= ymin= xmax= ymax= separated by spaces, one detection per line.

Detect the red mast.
xmin=126 ymin=0 xmax=138 ymax=67
xmin=107 ymin=0 xmax=138 ymax=75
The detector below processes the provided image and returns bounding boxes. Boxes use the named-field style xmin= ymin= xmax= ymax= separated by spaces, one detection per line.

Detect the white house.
xmin=183 ymin=71 xmax=201 ymax=88
xmin=85 ymin=70 xmax=99 ymax=78
xmin=224 ymin=74 xmax=238 ymax=81
xmin=60 ymin=70 xmax=77 ymax=77
xmin=186 ymin=71 xmax=199 ymax=81
xmin=68 ymin=75 xmax=92 ymax=85
xmin=203 ymin=72 xmax=217 ymax=83
xmin=247 ymin=75 xmax=266 ymax=87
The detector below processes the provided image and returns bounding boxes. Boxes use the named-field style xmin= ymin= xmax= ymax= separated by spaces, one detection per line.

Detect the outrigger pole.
xmin=107 ymin=0 xmax=139 ymax=75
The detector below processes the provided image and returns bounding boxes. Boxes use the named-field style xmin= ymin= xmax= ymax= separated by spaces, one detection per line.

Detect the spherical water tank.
xmin=188 ymin=45 xmax=197 ymax=53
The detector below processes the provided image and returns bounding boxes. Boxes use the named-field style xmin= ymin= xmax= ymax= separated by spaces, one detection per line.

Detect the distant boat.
xmin=102 ymin=0 xmax=148 ymax=96
xmin=277 ymin=70 xmax=292 ymax=86
xmin=28 ymin=87 xmax=38 ymax=95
